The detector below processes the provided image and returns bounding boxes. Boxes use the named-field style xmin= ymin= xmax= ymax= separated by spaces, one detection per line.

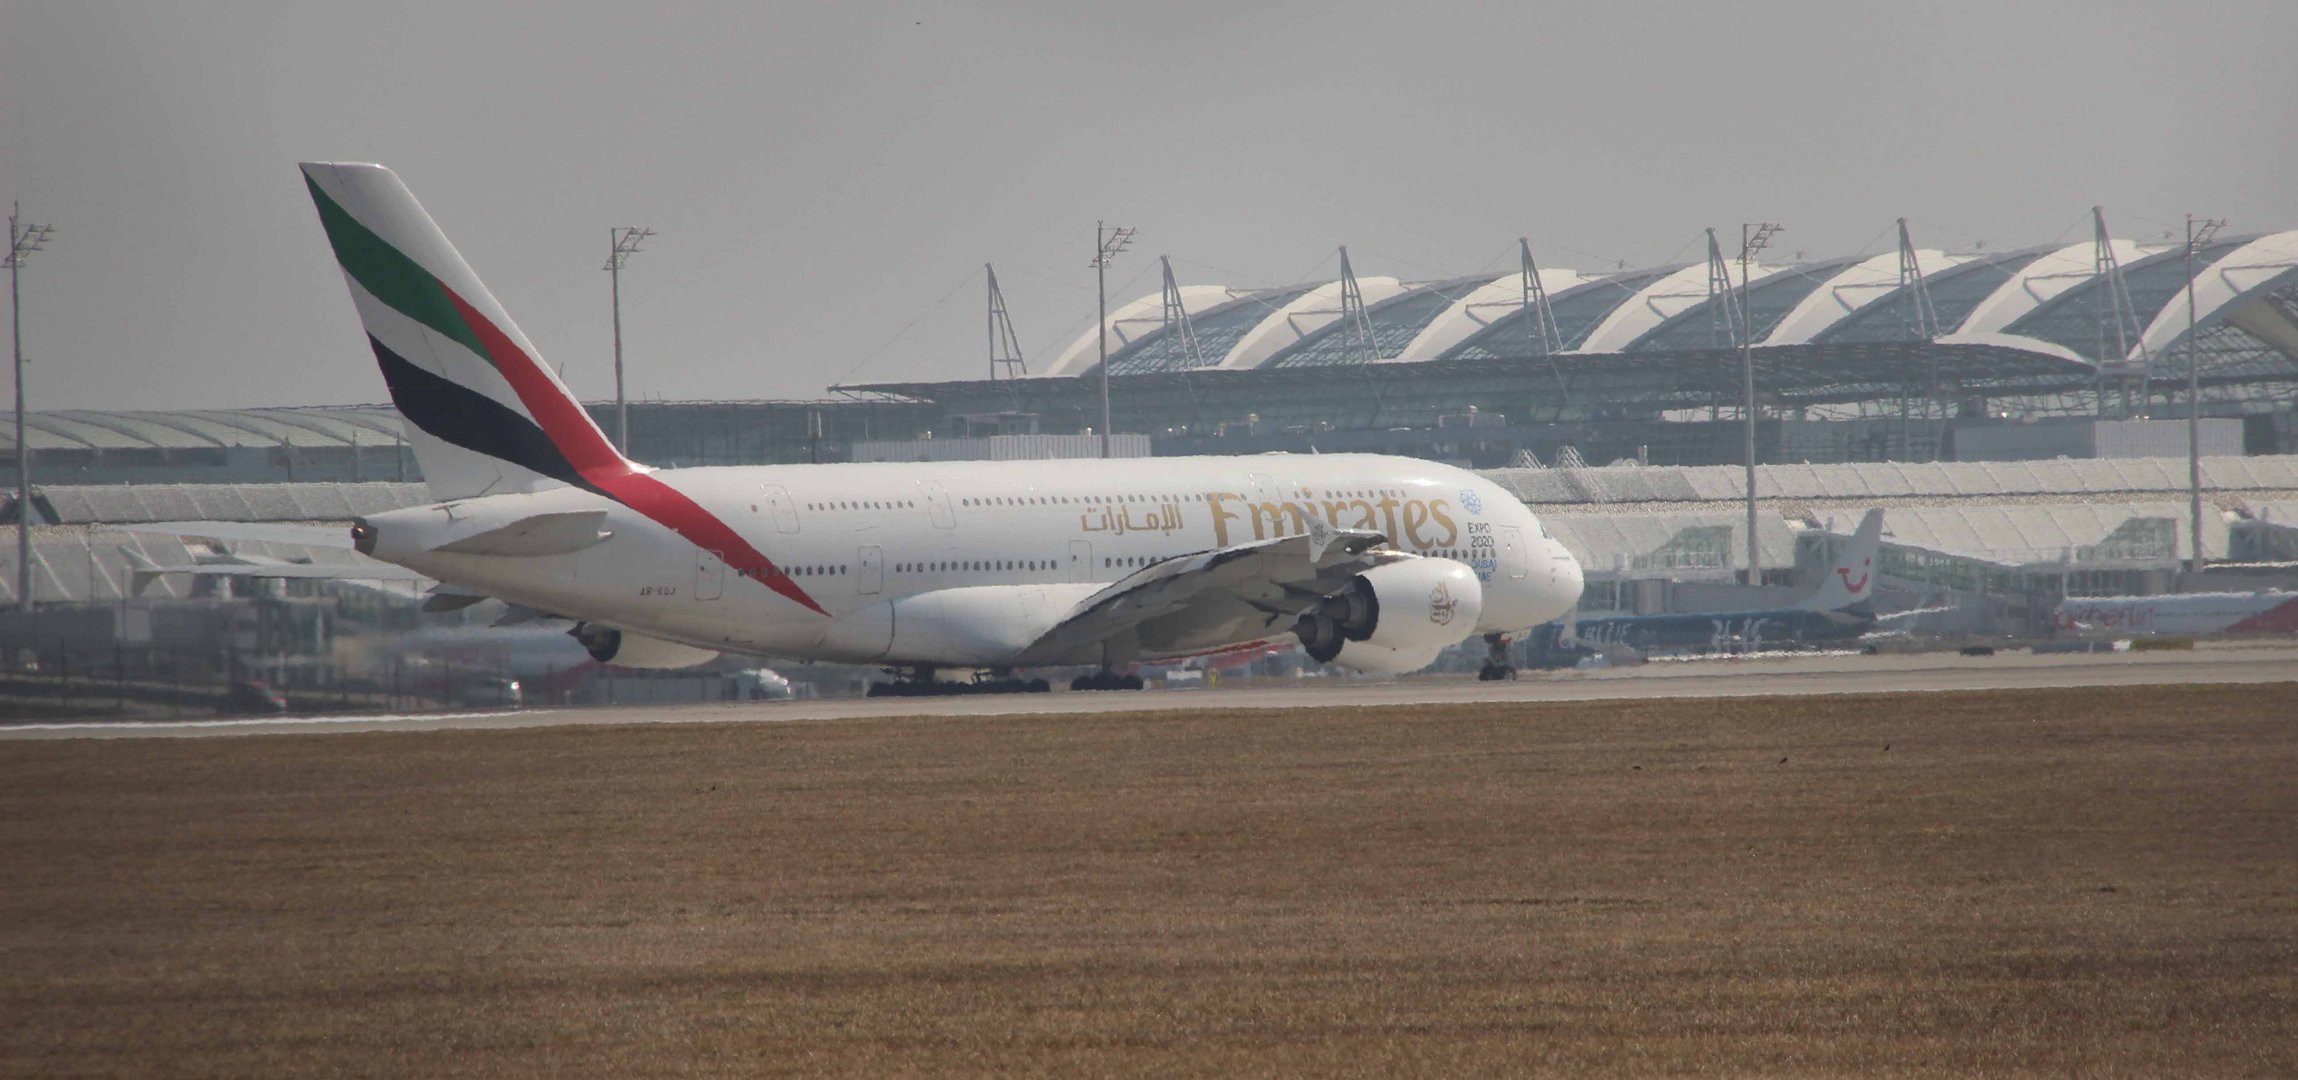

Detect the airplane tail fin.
xmin=1797 ymin=508 xmax=1884 ymax=612
xmin=299 ymin=162 xmax=632 ymax=501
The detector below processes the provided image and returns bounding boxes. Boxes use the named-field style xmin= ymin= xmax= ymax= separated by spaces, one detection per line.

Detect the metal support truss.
xmin=986 ymin=263 xmax=1026 ymax=380
xmin=1519 ymin=237 xmax=1563 ymax=355
xmin=1157 ymin=255 xmax=1205 ymax=368
xmin=2091 ymin=206 xmax=2151 ymax=416
xmin=1336 ymin=246 xmax=1379 ymax=364
xmin=1895 ymin=218 xmax=1941 ymax=340
xmin=1521 ymin=237 xmax=1571 ymax=411
xmin=1898 ymin=218 xmax=1945 ymax=459
xmin=1704 ymin=228 xmax=1746 ymax=351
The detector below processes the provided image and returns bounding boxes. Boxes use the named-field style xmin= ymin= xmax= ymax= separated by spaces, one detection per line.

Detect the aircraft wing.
xmin=1015 ymin=520 xmax=1393 ymax=666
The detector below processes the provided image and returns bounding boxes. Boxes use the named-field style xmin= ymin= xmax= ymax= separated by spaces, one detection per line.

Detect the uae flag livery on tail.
xmin=300 ymin=163 xmax=823 ymax=615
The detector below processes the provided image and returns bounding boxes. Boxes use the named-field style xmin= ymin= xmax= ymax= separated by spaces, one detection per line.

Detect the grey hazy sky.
xmin=2 ymin=0 xmax=2292 ymax=410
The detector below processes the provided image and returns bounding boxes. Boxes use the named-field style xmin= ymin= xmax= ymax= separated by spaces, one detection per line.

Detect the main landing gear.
xmin=1070 ymin=670 xmax=1145 ymax=692
xmin=1476 ymin=632 xmax=1518 ymax=682
xmin=866 ymin=665 xmax=1050 ymax=697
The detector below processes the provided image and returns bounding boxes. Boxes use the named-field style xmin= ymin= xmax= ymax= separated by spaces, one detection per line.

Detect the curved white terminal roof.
xmin=1761 ymin=249 xmax=1972 ymax=345
xmin=1044 ymin=284 xmax=1254 ymax=377
xmin=1388 ymin=269 xmax=1587 ymax=362
xmin=2135 ymin=229 xmax=2298 ymax=359
xmin=1036 ymin=221 xmax=2297 ymax=379
xmin=1217 ymin=276 xmax=1409 ymax=369
xmin=1956 ymin=239 xmax=2154 ymax=337
xmin=1574 ymin=262 xmax=1777 ymax=353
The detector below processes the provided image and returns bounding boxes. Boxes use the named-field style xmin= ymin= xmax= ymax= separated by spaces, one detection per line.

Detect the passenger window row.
xmin=894 ymin=560 xmax=1056 ymax=573
xmin=799 ymin=490 xmax=1417 ymax=513
xmin=960 ymin=493 xmax=1211 ymax=507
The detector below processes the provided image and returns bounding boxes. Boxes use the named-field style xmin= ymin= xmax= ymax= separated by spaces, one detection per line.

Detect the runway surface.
xmin=6 ymin=641 xmax=2293 ymax=739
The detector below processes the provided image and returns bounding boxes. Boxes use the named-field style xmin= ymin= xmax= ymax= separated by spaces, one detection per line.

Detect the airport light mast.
xmin=604 ymin=226 xmax=655 ymax=455
xmin=2184 ymin=213 xmax=2226 ymax=576
xmin=1091 ymin=222 xmax=1135 ymax=459
xmin=7 ymin=206 xmax=54 ymax=614
xmin=1740 ymin=222 xmax=1782 ymax=587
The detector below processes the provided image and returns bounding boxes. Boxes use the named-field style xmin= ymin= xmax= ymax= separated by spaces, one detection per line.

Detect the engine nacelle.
xmin=570 ymin=623 xmax=720 ymax=670
xmin=1294 ymin=558 xmax=1484 ymax=674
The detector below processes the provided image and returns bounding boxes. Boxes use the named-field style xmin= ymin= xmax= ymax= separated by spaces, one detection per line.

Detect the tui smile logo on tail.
xmin=1837 ymin=559 xmax=1871 ymax=593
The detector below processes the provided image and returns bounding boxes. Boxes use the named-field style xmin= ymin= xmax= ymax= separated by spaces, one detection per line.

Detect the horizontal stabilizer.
xmin=120 ymin=547 xmax=429 ymax=595
xmin=430 ymin=510 xmax=611 ymax=557
xmin=421 ymin=585 xmax=489 ymax=613
xmin=491 ymin=604 xmax=564 ymax=627
xmin=112 ymin=521 xmax=357 ymax=549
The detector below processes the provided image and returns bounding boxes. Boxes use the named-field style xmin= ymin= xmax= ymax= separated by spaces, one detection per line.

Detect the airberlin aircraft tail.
xmin=301 ymin=162 xmax=632 ymax=501
xmin=1796 ymin=508 xmax=1885 ymax=613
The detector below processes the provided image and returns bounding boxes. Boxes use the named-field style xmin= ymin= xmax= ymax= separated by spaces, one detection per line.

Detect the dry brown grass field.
xmin=3 ymin=684 xmax=2295 ymax=1077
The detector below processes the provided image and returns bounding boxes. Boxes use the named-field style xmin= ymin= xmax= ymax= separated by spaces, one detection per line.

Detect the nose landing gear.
xmin=1476 ymin=632 xmax=1517 ymax=682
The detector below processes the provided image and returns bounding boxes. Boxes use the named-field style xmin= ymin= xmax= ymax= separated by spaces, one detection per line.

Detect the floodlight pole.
xmin=1090 ymin=221 xmax=1135 ymax=458
xmin=8 ymin=205 xmax=54 ymax=614
xmin=605 ymin=226 xmax=655 ymax=455
xmin=1739 ymin=222 xmax=1781 ymax=587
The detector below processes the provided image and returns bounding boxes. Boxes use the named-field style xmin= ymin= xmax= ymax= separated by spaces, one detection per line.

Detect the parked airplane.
xmin=2055 ymin=590 xmax=2298 ymax=637
xmin=274 ymin=163 xmax=1582 ymax=692
xmin=1524 ymin=508 xmax=1885 ymax=666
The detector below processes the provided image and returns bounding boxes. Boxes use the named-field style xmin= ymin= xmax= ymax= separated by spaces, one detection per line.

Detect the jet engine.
xmin=570 ymin=623 xmax=721 ymax=669
xmin=1293 ymin=558 xmax=1484 ymax=673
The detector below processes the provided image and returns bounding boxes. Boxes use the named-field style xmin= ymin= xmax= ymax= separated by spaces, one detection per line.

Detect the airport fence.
xmin=0 ymin=635 xmax=525 ymax=721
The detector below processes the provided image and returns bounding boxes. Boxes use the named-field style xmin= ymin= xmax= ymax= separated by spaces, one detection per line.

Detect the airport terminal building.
xmin=853 ymin=223 xmax=2298 ymax=466
xmin=7 ymin=216 xmax=2298 ymax=667
xmin=10 ymin=219 xmax=2298 ymax=483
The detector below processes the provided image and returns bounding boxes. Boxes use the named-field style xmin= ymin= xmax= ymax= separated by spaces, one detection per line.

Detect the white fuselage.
xmin=360 ymin=453 xmax=1583 ymax=668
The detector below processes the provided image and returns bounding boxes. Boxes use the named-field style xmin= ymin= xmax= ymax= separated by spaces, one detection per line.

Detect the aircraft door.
xmin=696 ymin=549 xmax=726 ymax=601
xmin=1068 ymin=539 xmax=1093 ymax=582
xmin=857 ymin=545 xmax=883 ymax=595
xmin=921 ymin=481 xmax=955 ymax=528
xmin=1500 ymin=526 xmax=1528 ymax=579
xmin=759 ymin=484 xmax=800 ymax=533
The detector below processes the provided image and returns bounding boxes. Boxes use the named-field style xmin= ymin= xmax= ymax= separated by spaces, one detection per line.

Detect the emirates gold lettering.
xmin=1428 ymin=500 xmax=1459 ymax=548
xmin=1403 ymin=500 xmax=1433 ymax=548
xmin=1192 ymin=491 xmax=1455 ymax=549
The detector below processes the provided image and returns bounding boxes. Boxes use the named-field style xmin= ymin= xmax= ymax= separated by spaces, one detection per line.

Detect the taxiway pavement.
xmin=5 ymin=642 xmax=2292 ymax=740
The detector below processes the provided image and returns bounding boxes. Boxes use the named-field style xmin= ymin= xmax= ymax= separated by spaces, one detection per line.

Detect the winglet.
xmin=1304 ymin=514 xmax=1341 ymax=563
xmin=122 ymin=549 xmax=165 ymax=597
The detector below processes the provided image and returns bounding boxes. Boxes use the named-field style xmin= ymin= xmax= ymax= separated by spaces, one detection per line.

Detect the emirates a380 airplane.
xmin=297 ymin=163 xmax=1583 ymax=691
